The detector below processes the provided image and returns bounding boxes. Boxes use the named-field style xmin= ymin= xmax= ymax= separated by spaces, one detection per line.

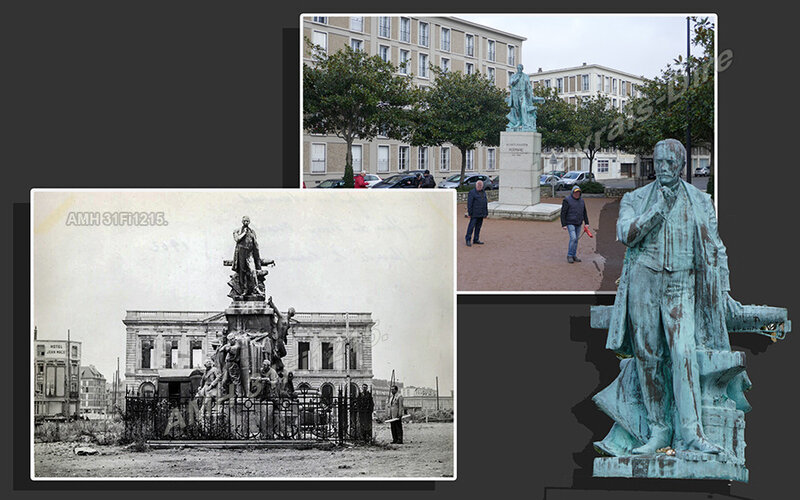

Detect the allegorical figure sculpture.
xmin=229 ymin=215 xmax=264 ymax=298
xmin=506 ymin=64 xmax=545 ymax=132
xmin=590 ymin=138 xmax=790 ymax=482
xmin=219 ymin=333 xmax=243 ymax=397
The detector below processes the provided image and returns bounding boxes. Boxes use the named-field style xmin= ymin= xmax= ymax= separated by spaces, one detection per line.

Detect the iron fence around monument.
xmin=124 ymin=389 xmax=371 ymax=443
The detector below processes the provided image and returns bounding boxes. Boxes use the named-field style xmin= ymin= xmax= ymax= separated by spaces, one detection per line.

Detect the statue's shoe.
xmin=685 ymin=436 xmax=725 ymax=455
xmin=632 ymin=427 xmax=671 ymax=455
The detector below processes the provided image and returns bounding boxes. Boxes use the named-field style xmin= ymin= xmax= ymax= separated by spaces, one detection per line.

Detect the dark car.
xmin=487 ymin=176 xmax=499 ymax=190
xmin=438 ymin=173 xmax=493 ymax=190
xmin=372 ymin=174 xmax=420 ymax=188
xmin=315 ymin=179 xmax=346 ymax=188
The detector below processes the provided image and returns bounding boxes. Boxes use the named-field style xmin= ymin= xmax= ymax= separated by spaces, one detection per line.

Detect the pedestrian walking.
xmin=561 ymin=185 xmax=591 ymax=263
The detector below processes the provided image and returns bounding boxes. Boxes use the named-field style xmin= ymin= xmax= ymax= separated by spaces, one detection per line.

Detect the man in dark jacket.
xmin=561 ymin=185 xmax=591 ymax=263
xmin=466 ymin=180 xmax=488 ymax=246
xmin=419 ymin=170 xmax=436 ymax=188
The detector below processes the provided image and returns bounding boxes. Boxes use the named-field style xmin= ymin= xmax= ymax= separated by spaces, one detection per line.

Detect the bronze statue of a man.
xmin=596 ymin=138 xmax=746 ymax=456
xmin=231 ymin=215 xmax=262 ymax=297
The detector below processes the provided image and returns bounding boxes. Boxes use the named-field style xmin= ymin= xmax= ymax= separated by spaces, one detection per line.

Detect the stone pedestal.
xmin=593 ymin=455 xmax=748 ymax=482
xmin=488 ymin=131 xmax=561 ymax=221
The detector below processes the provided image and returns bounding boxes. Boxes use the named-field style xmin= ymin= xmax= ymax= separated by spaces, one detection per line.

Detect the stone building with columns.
xmin=123 ymin=310 xmax=374 ymax=399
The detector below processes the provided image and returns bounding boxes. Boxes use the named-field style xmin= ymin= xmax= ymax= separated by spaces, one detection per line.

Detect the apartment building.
xmin=303 ymin=15 xmax=526 ymax=185
xmin=79 ymin=365 xmax=108 ymax=418
xmin=34 ymin=337 xmax=81 ymax=420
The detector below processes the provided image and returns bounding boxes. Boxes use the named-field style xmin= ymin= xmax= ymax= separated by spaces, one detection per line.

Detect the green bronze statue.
xmin=590 ymin=139 xmax=790 ymax=482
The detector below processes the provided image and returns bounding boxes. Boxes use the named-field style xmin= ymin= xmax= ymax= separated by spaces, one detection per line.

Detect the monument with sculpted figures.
xmin=589 ymin=139 xmax=791 ymax=482
xmin=488 ymin=64 xmax=561 ymax=221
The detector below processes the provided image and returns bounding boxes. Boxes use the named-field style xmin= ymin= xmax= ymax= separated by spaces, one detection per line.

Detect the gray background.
xmin=6 ymin=1 xmax=799 ymax=499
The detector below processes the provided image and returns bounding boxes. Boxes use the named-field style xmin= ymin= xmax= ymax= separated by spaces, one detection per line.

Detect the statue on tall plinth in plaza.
xmin=217 ymin=216 xmax=293 ymax=402
xmin=590 ymin=139 xmax=791 ymax=482
xmin=506 ymin=64 xmax=544 ymax=132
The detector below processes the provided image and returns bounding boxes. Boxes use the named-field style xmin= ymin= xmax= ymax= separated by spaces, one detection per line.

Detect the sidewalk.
xmin=457 ymin=197 xmax=625 ymax=292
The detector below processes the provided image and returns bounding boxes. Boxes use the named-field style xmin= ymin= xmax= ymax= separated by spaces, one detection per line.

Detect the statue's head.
xmin=517 ymin=63 xmax=523 ymax=73
xmin=654 ymin=139 xmax=685 ymax=187
xmin=241 ymin=216 xmax=250 ymax=227
xmin=262 ymin=359 xmax=271 ymax=370
xmin=287 ymin=371 xmax=294 ymax=380
xmin=288 ymin=307 xmax=296 ymax=317
xmin=204 ymin=359 xmax=213 ymax=369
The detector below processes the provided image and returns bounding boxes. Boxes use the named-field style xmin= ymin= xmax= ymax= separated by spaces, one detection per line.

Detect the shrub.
xmin=578 ymin=180 xmax=605 ymax=194
xmin=408 ymin=408 xmax=454 ymax=423
xmin=34 ymin=419 xmax=124 ymax=445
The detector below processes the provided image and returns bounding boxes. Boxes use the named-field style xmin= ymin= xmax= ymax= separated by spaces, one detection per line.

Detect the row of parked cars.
xmin=539 ymin=170 xmax=598 ymax=191
xmin=315 ymin=171 xmax=500 ymax=190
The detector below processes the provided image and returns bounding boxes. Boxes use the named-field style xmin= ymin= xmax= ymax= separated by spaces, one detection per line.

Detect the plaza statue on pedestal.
xmin=506 ymin=64 xmax=545 ymax=132
xmin=590 ymin=138 xmax=791 ymax=482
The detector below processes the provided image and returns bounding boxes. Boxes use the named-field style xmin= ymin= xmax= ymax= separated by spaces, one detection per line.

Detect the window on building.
xmin=379 ymin=44 xmax=390 ymax=63
xmin=56 ymin=365 xmax=65 ymax=397
xmin=311 ymin=16 xmax=327 ymax=24
xmin=597 ymin=74 xmax=603 ymax=91
xmin=190 ymin=340 xmax=203 ymax=369
xmin=350 ymin=38 xmax=363 ymax=51
xmin=440 ymin=147 xmax=450 ymax=172
xmin=350 ymin=16 xmax=364 ymax=32
xmin=419 ymin=21 xmax=429 ymax=47
xmin=487 ymin=148 xmax=496 ymax=170
xmin=556 ymin=78 xmax=563 ymax=93
xmin=465 ymin=62 xmax=474 ymax=75
xmin=419 ymin=53 xmax=429 ymax=78
xmin=465 ymin=150 xmax=474 ymax=171
xmin=398 ymin=145 xmax=409 ymax=171
xmin=347 ymin=344 xmax=357 ymax=370
xmin=612 ymin=79 xmax=617 ymax=94
xmin=310 ymin=143 xmax=326 ymax=173
xmin=441 ymin=27 xmax=450 ymax=51
xmin=508 ymin=45 xmax=516 ymax=66
xmin=418 ymin=146 xmax=428 ymax=170
xmin=297 ymin=342 xmax=310 ymax=370
xmin=465 ymin=34 xmax=474 ymax=57
xmin=487 ymin=40 xmax=495 ymax=61
xmin=37 ymin=344 xmax=45 ymax=357
xmin=612 ymin=98 xmax=617 ymax=108
xmin=582 ymin=74 xmax=589 ymax=91
xmin=141 ymin=339 xmax=153 ymax=369
xmin=605 ymin=76 xmax=610 ymax=93
xmin=377 ymin=145 xmax=390 ymax=173
xmin=139 ymin=381 xmax=155 ymax=398
xmin=312 ymin=30 xmax=327 ymax=53
xmin=544 ymin=79 xmax=551 ymax=88
xmin=400 ymin=17 xmax=411 ymax=42
xmin=45 ymin=365 xmax=56 ymax=396
xmin=487 ymin=67 xmax=495 ymax=85
xmin=351 ymin=144 xmax=363 ymax=173
xmin=597 ymin=159 xmax=609 ymax=173
xmin=399 ymin=49 xmax=409 ymax=74
xmin=441 ymin=57 xmax=450 ymax=72
xmin=378 ymin=16 xmax=391 ymax=38
xmin=321 ymin=342 xmax=334 ymax=370
xmin=165 ymin=339 xmax=179 ymax=369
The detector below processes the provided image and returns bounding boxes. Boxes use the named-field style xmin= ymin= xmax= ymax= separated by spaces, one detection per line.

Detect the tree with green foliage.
xmin=533 ymin=86 xmax=577 ymax=151
xmin=620 ymin=17 xmax=716 ymax=171
xmin=410 ymin=67 xmax=508 ymax=187
xmin=303 ymin=42 xmax=419 ymax=187
xmin=571 ymin=94 xmax=624 ymax=175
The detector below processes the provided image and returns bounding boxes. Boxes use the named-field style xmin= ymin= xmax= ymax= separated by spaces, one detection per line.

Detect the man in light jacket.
xmin=387 ymin=385 xmax=404 ymax=444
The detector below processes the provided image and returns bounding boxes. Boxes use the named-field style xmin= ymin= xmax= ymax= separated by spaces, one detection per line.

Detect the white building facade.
xmin=303 ymin=15 xmax=526 ymax=186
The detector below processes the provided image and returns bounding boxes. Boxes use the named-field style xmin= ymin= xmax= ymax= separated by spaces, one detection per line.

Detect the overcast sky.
xmin=33 ymin=190 xmax=455 ymax=394
xmin=458 ymin=14 xmax=714 ymax=79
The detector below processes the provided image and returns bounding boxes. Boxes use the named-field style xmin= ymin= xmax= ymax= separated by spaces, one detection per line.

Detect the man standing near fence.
xmin=357 ymin=383 xmax=374 ymax=442
xmin=387 ymin=385 xmax=404 ymax=444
